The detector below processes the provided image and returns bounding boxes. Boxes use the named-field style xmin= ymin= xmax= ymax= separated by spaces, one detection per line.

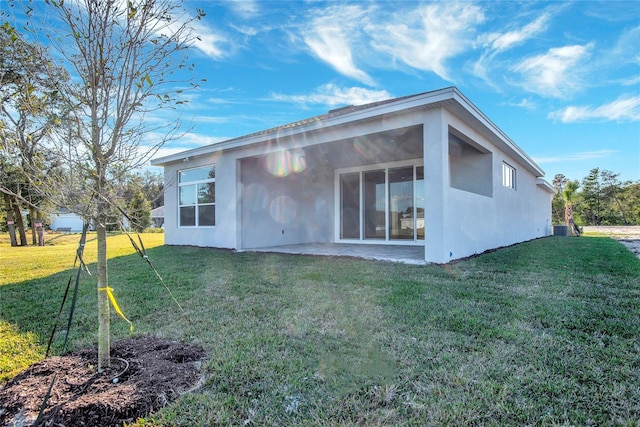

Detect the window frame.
xmin=502 ymin=162 xmax=516 ymax=190
xmin=178 ymin=165 xmax=216 ymax=227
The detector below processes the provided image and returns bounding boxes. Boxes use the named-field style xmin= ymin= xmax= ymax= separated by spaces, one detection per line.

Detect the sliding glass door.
xmin=338 ymin=163 xmax=424 ymax=242
xmin=364 ymin=170 xmax=385 ymax=239
xmin=389 ymin=167 xmax=414 ymax=240
xmin=416 ymin=167 xmax=424 ymax=240
xmin=340 ymin=173 xmax=360 ymax=239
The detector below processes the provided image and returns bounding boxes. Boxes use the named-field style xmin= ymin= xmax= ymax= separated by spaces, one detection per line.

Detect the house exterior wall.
xmin=157 ymin=89 xmax=554 ymax=263
xmin=49 ymin=213 xmax=85 ymax=232
xmin=423 ymin=109 xmax=553 ymax=263
xmin=162 ymin=151 xmax=239 ymax=248
xmin=240 ymin=156 xmax=334 ymax=248
xmin=422 ymin=109 xmax=449 ymax=263
xmin=162 ymin=139 xmax=338 ymax=250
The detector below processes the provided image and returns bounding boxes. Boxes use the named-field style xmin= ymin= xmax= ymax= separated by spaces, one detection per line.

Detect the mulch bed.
xmin=0 ymin=336 xmax=206 ymax=426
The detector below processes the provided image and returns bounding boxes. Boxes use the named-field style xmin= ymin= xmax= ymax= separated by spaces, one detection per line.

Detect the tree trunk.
xmin=4 ymin=194 xmax=18 ymax=247
xmin=613 ymin=195 xmax=629 ymax=225
xmin=97 ymin=221 xmax=110 ymax=372
xmin=29 ymin=207 xmax=37 ymax=246
xmin=36 ymin=212 xmax=45 ymax=246
xmin=11 ymin=196 xmax=27 ymax=246
xmin=565 ymin=203 xmax=576 ymax=236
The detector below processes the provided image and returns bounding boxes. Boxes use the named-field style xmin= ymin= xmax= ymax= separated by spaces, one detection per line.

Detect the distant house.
xmin=151 ymin=206 xmax=164 ymax=228
xmin=49 ymin=208 xmax=86 ymax=232
xmin=151 ymin=87 xmax=555 ymax=263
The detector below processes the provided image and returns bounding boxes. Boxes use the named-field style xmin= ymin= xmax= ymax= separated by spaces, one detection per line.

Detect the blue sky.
xmin=156 ymin=0 xmax=639 ymax=184
xmin=10 ymin=0 xmax=639 ymax=183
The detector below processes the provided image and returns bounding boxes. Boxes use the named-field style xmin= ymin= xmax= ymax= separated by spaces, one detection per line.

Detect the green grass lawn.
xmin=1 ymin=234 xmax=639 ymax=425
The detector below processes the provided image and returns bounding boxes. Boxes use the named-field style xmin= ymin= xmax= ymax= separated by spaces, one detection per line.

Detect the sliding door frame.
xmin=334 ymin=159 xmax=425 ymax=245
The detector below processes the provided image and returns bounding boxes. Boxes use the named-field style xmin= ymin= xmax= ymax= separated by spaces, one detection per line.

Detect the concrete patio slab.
xmin=245 ymin=243 xmax=427 ymax=264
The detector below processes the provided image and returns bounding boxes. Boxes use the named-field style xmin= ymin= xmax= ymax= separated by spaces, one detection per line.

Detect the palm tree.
xmin=562 ymin=180 xmax=580 ymax=236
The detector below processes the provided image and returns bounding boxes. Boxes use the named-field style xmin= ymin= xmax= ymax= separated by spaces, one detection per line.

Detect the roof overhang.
xmin=151 ymin=87 xmax=545 ymax=178
xmin=536 ymin=178 xmax=557 ymax=194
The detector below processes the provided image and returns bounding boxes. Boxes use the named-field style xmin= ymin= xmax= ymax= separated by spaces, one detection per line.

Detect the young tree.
xmin=128 ymin=188 xmax=152 ymax=232
xmin=581 ymin=168 xmax=603 ymax=225
xmin=563 ymin=180 xmax=580 ymax=236
xmin=31 ymin=0 xmax=203 ymax=370
xmin=618 ymin=182 xmax=640 ymax=225
xmin=600 ymin=170 xmax=629 ymax=225
xmin=551 ymin=173 xmax=568 ymax=225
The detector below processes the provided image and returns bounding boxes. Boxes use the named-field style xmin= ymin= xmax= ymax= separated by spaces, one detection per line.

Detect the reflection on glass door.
xmin=389 ymin=167 xmax=414 ymax=240
xmin=364 ymin=170 xmax=385 ymax=239
xmin=340 ymin=173 xmax=360 ymax=239
xmin=416 ymin=167 xmax=424 ymax=240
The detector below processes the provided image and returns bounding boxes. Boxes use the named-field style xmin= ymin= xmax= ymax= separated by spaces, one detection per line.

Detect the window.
xmin=502 ymin=162 xmax=516 ymax=189
xmin=179 ymin=166 xmax=215 ymax=226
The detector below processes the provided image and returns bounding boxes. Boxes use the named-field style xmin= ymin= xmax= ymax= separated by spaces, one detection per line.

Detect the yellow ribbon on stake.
xmin=98 ymin=287 xmax=134 ymax=332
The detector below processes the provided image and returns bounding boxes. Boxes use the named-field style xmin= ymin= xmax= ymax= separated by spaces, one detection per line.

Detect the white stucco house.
xmin=151 ymin=87 xmax=555 ymax=264
xmin=150 ymin=205 xmax=164 ymax=228
xmin=49 ymin=208 xmax=86 ymax=232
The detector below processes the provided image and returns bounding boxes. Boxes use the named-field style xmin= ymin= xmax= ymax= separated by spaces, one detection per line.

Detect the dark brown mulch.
xmin=0 ymin=336 xmax=206 ymax=427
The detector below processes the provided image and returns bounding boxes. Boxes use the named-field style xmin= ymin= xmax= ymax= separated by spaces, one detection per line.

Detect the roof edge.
xmin=449 ymin=90 xmax=545 ymax=177
xmin=536 ymin=178 xmax=557 ymax=194
xmin=151 ymin=87 xmax=459 ymax=166
xmin=151 ymin=87 xmax=545 ymax=179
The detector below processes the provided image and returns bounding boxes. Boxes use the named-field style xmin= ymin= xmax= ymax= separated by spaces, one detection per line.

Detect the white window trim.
xmin=502 ymin=162 xmax=516 ymax=190
xmin=178 ymin=165 xmax=216 ymax=228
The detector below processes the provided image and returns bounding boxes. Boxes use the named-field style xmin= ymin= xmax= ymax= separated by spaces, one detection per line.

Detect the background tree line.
xmin=552 ymin=168 xmax=640 ymax=226
xmin=1 ymin=1 xmax=181 ymax=246
xmin=0 ymin=168 xmax=163 ymax=239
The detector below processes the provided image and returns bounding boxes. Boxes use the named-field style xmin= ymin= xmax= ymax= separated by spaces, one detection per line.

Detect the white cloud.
xmin=270 ymin=84 xmax=392 ymax=107
xmin=507 ymin=98 xmax=537 ymax=110
xmin=368 ymin=3 xmax=484 ymax=81
xmin=481 ymin=13 xmax=550 ymax=52
xmin=513 ymin=43 xmax=594 ymax=98
xmin=472 ymin=9 xmax=559 ymax=90
xmin=299 ymin=2 xmax=484 ymax=84
xmin=230 ymin=23 xmax=259 ymax=38
xmin=303 ymin=5 xmax=374 ymax=86
xmin=548 ymin=95 xmax=640 ymax=122
xmin=533 ymin=149 xmax=617 ymax=164
xmin=620 ymin=75 xmax=640 ymax=86
xmin=226 ymin=0 xmax=260 ymax=19
xmin=613 ymin=25 xmax=640 ymax=65
xmin=189 ymin=21 xmax=229 ymax=59
xmin=179 ymin=132 xmax=228 ymax=147
xmin=204 ymin=97 xmax=241 ymax=105
xmin=193 ymin=115 xmax=232 ymax=124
